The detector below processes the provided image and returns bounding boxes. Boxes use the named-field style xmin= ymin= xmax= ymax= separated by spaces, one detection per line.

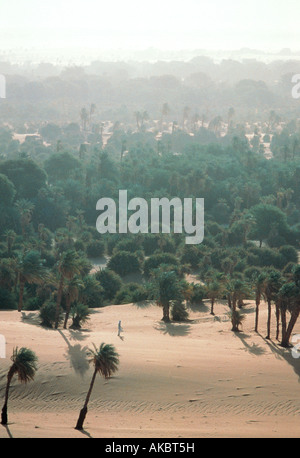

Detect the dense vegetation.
xmin=1 ymin=57 xmax=300 ymax=346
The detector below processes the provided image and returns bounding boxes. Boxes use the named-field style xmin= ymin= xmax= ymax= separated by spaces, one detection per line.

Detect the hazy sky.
xmin=0 ymin=0 xmax=298 ymax=51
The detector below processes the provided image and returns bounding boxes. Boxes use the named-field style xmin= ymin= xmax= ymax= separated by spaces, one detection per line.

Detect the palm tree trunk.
xmin=255 ymin=294 xmax=260 ymax=333
xmin=266 ymin=299 xmax=271 ymax=340
xmin=275 ymin=303 xmax=280 ymax=340
xmin=162 ymin=302 xmax=170 ymax=322
xmin=75 ymin=369 xmax=97 ymax=430
xmin=281 ymin=310 xmax=300 ymax=348
xmin=55 ymin=275 xmax=64 ymax=329
xmin=18 ymin=278 xmax=25 ymax=312
xmin=1 ymin=371 xmax=13 ymax=425
xmin=63 ymin=294 xmax=71 ymax=329
xmin=280 ymin=308 xmax=287 ymax=346
xmin=210 ymin=298 xmax=215 ymax=315
xmin=232 ymin=295 xmax=237 ymax=312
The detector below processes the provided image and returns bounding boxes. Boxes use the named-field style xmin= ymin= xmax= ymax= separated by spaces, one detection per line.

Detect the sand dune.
xmin=0 ymin=300 xmax=299 ymax=438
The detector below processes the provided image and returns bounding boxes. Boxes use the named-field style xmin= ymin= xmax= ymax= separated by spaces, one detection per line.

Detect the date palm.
xmin=55 ymin=250 xmax=81 ymax=329
xmin=4 ymin=229 xmax=16 ymax=256
xmin=0 ymin=258 xmax=16 ymax=291
xmin=63 ymin=276 xmax=84 ymax=329
xmin=254 ymin=272 xmax=267 ymax=333
xmin=228 ymin=309 xmax=246 ymax=333
xmin=206 ymin=279 xmax=223 ymax=315
xmin=149 ymin=269 xmax=184 ymax=322
xmin=1 ymin=347 xmax=38 ymax=425
xmin=15 ymin=199 xmax=35 ymax=239
xmin=278 ymin=266 xmax=300 ymax=347
xmin=263 ymin=271 xmax=282 ymax=340
xmin=228 ymin=279 xmax=250 ymax=331
xmin=17 ymin=250 xmax=46 ymax=312
xmin=75 ymin=343 xmax=119 ymax=430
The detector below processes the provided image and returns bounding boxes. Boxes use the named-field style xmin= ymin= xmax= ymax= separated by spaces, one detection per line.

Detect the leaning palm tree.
xmin=1 ymin=347 xmax=38 ymax=425
xmin=278 ymin=266 xmax=300 ymax=347
xmin=75 ymin=343 xmax=119 ymax=430
xmin=17 ymin=250 xmax=46 ymax=312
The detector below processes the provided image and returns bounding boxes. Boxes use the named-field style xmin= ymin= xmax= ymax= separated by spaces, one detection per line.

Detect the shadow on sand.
xmin=1 ymin=424 xmax=13 ymax=438
xmin=58 ymin=330 xmax=90 ymax=377
xmin=257 ymin=332 xmax=300 ymax=382
xmin=187 ymin=301 xmax=210 ymax=313
xmin=77 ymin=428 xmax=93 ymax=438
xmin=20 ymin=311 xmax=41 ymax=326
xmin=154 ymin=321 xmax=191 ymax=337
xmin=234 ymin=332 xmax=267 ymax=356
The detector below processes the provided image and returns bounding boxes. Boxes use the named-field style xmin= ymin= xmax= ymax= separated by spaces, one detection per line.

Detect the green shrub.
xmin=143 ymin=253 xmax=178 ymax=277
xmin=95 ymin=269 xmax=123 ymax=302
xmin=86 ymin=240 xmax=106 ymax=257
xmin=70 ymin=303 xmax=90 ymax=329
xmin=279 ymin=245 xmax=298 ymax=265
xmin=80 ymin=275 xmax=104 ymax=308
xmin=107 ymin=250 xmax=141 ymax=276
xmin=171 ymin=300 xmax=189 ymax=321
xmin=0 ymin=287 xmax=17 ymax=310
xmin=24 ymin=297 xmax=41 ymax=311
xmin=39 ymin=301 xmax=62 ymax=328
xmin=190 ymin=283 xmax=206 ymax=304
xmin=114 ymin=283 xmax=148 ymax=304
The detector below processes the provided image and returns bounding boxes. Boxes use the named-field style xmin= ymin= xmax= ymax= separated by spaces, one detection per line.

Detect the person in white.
xmin=118 ymin=320 xmax=123 ymax=336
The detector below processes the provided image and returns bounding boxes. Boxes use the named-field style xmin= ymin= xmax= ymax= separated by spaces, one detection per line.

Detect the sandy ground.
xmin=0 ymin=300 xmax=299 ymax=438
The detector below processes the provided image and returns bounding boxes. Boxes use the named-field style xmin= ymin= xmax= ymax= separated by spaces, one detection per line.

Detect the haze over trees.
xmin=0 ymin=55 xmax=300 ymax=349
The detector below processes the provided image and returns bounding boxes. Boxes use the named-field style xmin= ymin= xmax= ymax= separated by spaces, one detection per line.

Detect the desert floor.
xmin=0 ymin=300 xmax=299 ymax=438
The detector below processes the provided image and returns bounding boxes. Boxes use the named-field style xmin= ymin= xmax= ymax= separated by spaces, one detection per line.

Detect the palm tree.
xmin=228 ymin=309 xmax=245 ymax=332
xmin=206 ymin=280 xmax=223 ymax=315
xmin=0 ymin=258 xmax=16 ymax=291
xmin=229 ymin=279 xmax=250 ymax=331
xmin=17 ymin=250 xmax=46 ymax=312
xmin=227 ymin=107 xmax=235 ymax=132
xmin=80 ymin=107 xmax=89 ymax=131
xmin=254 ymin=272 xmax=267 ymax=333
xmin=263 ymin=271 xmax=282 ymax=340
xmin=149 ymin=269 xmax=184 ymax=322
xmin=63 ymin=276 xmax=84 ymax=329
xmin=70 ymin=303 xmax=90 ymax=329
xmin=1 ymin=347 xmax=38 ymax=425
xmin=89 ymin=103 xmax=96 ymax=126
xmin=4 ymin=229 xmax=16 ymax=256
xmin=54 ymin=250 xmax=81 ymax=329
xmin=75 ymin=343 xmax=119 ymax=430
xmin=278 ymin=267 xmax=300 ymax=347
xmin=134 ymin=111 xmax=142 ymax=131
xmin=15 ymin=199 xmax=35 ymax=239
xmin=160 ymin=103 xmax=170 ymax=132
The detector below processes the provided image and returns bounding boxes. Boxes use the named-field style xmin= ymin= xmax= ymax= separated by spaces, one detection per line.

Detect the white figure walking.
xmin=118 ymin=320 xmax=123 ymax=336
